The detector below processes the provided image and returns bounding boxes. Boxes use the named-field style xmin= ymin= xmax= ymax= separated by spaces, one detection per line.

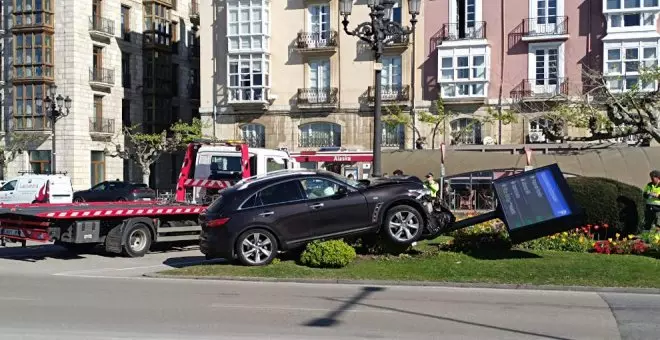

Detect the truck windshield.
xmin=210 ymin=156 xmax=242 ymax=172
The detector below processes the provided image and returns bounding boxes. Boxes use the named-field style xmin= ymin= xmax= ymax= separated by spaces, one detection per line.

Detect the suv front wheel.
xmin=383 ymin=205 xmax=424 ymax=245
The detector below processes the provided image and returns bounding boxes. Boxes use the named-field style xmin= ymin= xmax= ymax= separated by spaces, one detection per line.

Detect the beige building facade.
xmin=1 ymin=0 xmax=200 ymax=190
xmin=199 ymin=0 xmax=427 ymax=152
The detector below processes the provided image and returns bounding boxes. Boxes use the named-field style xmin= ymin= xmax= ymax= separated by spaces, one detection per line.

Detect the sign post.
xmin=439 ymin=143 xmax=446 ymax=201
xmin=523 ymin=147 xmax=533 ymax=172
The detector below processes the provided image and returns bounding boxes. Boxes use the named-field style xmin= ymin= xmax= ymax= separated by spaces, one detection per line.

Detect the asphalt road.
xmin=0 ymin=243 xmax=659 ymax=339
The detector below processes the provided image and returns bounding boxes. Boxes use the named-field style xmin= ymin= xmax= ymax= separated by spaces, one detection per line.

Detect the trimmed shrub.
xmin=300 ymin=240 xmax=357 ymax=268
xmin=347 ymin=235 xmax=411 ymax=255
xmin=443 ymin=222 xmax=512 ymax=252
xmin=566 ymin=177 xmax=644 ymax=236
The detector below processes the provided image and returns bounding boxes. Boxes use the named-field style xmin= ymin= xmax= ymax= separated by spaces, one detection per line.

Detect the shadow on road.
xmin=314 ymin=294 xmax=572 ymax=340
xmin=163 ymin=256 xmax=227 ymax=268
xmin=304 ymin=286 xmax=386 ymax=327
xmin=0 ymin=244 xmax=86 ymax=262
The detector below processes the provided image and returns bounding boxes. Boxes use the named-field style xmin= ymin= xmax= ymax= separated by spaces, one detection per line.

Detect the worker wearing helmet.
xmin=424 ymin=173 xmax=440 ymax=198
xmin=643 ymin=170 xmax=660 ymax=230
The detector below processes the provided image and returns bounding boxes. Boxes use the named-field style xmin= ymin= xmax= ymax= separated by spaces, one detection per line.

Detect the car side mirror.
xmin=333 ymin=186 xmax=348 ymax=198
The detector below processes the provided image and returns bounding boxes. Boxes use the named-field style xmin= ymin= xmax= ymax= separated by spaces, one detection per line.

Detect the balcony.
xmin=189 ymin=0 xmax=200 ymax=25
xmin=367 ymin=85 xmax=410 ymax=106
xmin=383 ymin=34 xmax=409 ymax=52
xmin=297 ymin=88 xmax=339 ymax=111
xmin=88 ymin=16 xmax=115 ymax=42
xmin=521 ymin=16 xmax=569 ymax=41
xmin=89 ymin=67 xmax=115 ymax=90
xmin=89 ymin=118 xmax=115 ymax=139
xmin=296 ymin=31 xmax=338 ymax=55
xmin=510 ymin=77 xmax=569 ymax=102
xmin=228 ymin=87 xmax=269 ymax=112
xmin=13 ymin=116 xmax=51 ymax=133
xmin=439 ymin=22 xmax=487 ymax=44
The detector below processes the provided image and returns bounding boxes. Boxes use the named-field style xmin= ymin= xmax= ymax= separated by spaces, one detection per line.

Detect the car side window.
xmin=257 ymin=180 xmax=304 ymax=206
xmin=91 ymin=182 xmax=106 ymax=191
xmin=300 ymin=178 xmax=342 ymax=199
xmin=0 ymin=180 xmax=17 ymax=192
xmin=240 ymin=194 xmax=259 ymax=209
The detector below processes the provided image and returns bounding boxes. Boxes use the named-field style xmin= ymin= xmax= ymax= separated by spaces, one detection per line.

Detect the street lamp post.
xmin=339 ymin=0 xmax=420 ymax=177
xmin=36 ymin=84 xmax=72 ymax=173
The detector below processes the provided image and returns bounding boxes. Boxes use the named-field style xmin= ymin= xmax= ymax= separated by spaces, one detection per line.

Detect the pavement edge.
xmin=142 ymin=272 xmax=660 ymax=294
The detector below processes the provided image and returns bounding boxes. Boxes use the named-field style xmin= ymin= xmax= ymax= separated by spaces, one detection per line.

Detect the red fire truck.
xmin=0 ymin=140 xmax=297 ymax=257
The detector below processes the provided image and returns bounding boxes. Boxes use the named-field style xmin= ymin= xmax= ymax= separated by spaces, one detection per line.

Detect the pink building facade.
xmin=422 ymin=0 xmax=659 ymax=144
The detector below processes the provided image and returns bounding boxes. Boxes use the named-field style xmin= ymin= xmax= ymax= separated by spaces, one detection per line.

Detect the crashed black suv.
xmin=199 ymin=169 xmax=436 ymax=266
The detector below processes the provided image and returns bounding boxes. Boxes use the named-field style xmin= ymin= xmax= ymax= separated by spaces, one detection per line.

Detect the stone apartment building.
xmin=1 ymin=0 xmax=201 ymax=190
xmin=199 ymin=0 xmax=657 ymax=153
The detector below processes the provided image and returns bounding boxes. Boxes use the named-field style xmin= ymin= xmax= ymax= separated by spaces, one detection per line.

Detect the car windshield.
xmin=210 ymin=155 xmax=242 ymax=173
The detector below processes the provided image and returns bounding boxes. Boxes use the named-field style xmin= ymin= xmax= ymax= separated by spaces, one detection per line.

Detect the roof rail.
xmin=18 ymin=170 xmax=69 ymax=176
xmin=192 ymin=138 xmax=246 ymax=146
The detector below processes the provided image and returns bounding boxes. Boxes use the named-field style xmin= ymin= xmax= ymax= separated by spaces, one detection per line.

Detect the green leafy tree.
xmin=382 ymin=99 xmax=462 ymax=149
xmin=0 ymin=133 xmax=48 ymax=178
xmin=106 ymin=118 xmax=205 ymax=184
xmin=540 ymin=68 xmax=660 ymax=144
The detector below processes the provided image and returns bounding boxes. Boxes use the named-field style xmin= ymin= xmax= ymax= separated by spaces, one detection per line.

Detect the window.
xmin=605 ymin=43 xmax=658 ymax=91
xmin=241 ymin=123 xmax=266 ymax=147
xmin=607 ymin=0 xmax=659 ymax=10
xmin=300 ymin=178 xmax=342 ymax=199
xmin=382 ymin=124 xmax=405 ymax=148
xmin=381 ymin=56 xmax=402 ymax=88
xmin=93 ymin=95 xmax=103 ymax=128
xmin=93 ymin=46 xmax=103 ymax=70
xmin=308 ymin=4 xmax=330 ymax=45
xmin=210 ymin=155 xmax=242 ymax=172
xmin=438 ymin=46 xmax=488 ymax=98
xmin=1 ymin=180 xmax=17 ymax=192
xmin=121 ymin=5 xmax=131 ymax=40
xmin=122 ymin=99 xmax=131 ymax=126
xmin=172 ymin=64 xmax=179 ymax=96
xmin=450 ymin=118 xmax=482 ymax=145
xmin=266 ymin=158 xmax=286 ymax=172
xmin=13 ymin=0 xmax=53 ymax=28
xmin=532 ymin=47 xmax=560 ymax=94
xmin=228 ymin=54 xmax=269 ymax=101
xmin=227 ymin=0 xmax=269 ymax=52
xmin=299 ymin=122 xmax=341 ymax=147
xmin=14 ymin=84 xmax=49 ymax=130
xmin=143 ymin=2 xmax=171 ymax=46
xmin=529 ymin=118 xmax=551 ymax=142
xmin=388 ymin=0 xmax=402 ymax=23
xmin=606 ymin=0 xmax=659 ymax=30
xmin=29 ymin=150 xmax=51 ymax=174
xmin=258 ymin=181 xmax=304 ymax=206
xmin=14 ymin=32 xmax=54 ymax=79
xmin=91 ymin=151 xmax=106 ymax=186
xmin=122 ymin=52 xmax=131 ymax=88
xmin=309 ymin=59 xmax=330 ymax=89
xmin=171 ymin=21 xmax=179 ymax=53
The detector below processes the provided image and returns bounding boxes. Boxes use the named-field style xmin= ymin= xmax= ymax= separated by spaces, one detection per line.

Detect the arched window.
xmin=299 ymin=122 xmax=341 ymax=147
xmin=240 ymin=123 xmax=266 ymax=147
xmin=528 ymin=118 xmax=551 ymax=143
xmin=382 ymin=124 xmax=404 ymax=148
xmin=450 ymin=118 xmax=481 ymax=145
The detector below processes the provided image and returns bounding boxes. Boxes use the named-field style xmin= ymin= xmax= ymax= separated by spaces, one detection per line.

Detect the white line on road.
xmin=52 ymin=259 xmax=224 ymax=277
xmin=0 ymin=296 xmax=38 ymax=301
xmin=209 ymin=303 xmax=396 ymax=314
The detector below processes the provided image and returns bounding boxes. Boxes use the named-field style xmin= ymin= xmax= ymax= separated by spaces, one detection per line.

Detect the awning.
xmin=291 ymin=152 xmax=373 ymax=163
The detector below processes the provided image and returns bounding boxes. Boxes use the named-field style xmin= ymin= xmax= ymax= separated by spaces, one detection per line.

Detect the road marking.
xmin=0 ymin=296 xmax=38 ymax=301
xmin=209 ymin=303 xmax=395 ymax=314
xmin=52 ymin=259 xmax=225 ymax=277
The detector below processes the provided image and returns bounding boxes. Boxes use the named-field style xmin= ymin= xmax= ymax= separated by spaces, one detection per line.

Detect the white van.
xmin=0 ymin=174 xmax=74 ymax=204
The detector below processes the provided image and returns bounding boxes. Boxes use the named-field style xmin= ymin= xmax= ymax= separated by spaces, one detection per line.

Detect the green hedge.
xmin=300 ymin=240 xmax=357 ymax=268
xmin=566 ymin=177 xmax=644 ymax=236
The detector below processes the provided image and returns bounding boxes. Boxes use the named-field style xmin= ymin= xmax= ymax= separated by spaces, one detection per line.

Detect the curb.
xmin=142 ymin=273 xmax=660 ymax=295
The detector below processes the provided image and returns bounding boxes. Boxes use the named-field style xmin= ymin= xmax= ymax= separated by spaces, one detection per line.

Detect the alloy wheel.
xmin=240 ymin=232 xmax=274 ymax=265
xmin=388 ymin=211 xmax=420 ymax=242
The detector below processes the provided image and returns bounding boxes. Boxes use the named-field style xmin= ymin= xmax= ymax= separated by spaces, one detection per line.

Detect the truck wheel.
xmin=383 ymin=205 xmax=424 ymax=245
xmin=122 ymin=223 xmax=152 ymax=258
xmin=235 ymin=229 xmax=278 ymax=266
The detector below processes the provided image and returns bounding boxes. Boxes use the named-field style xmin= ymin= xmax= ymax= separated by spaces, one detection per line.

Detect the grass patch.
xmin=161 ymin=246 xmax=660 ymax=288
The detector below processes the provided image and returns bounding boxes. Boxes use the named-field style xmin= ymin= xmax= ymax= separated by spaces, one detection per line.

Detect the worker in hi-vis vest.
xmin=643 ymin=170 xmax=660 ymax=230
xmin=424 ymin=173 xmax=440 ymax=199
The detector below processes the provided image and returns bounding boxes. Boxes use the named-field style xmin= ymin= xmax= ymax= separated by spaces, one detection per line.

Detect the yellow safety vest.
xmin=424 ymin=180 xmax=440 ymax=198
xmin=644 ymin=183 xmax=660 ymax=205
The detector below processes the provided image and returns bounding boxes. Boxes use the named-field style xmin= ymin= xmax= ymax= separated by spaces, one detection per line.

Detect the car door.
xmin=299 ymin=177 xmax=370 ymax=236
xmin=0 ymin=180 xmax=17 ymax=203
xmin=84 ymin=182 xmax=107 ymax=201
xmin=247 ymin=179 xmax=312 ymax=244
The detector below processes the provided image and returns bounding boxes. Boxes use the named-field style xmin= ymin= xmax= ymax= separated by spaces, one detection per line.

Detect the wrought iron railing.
xmin=299 ymin=135 xmax=341 ymax=148
xmin=367 ymin=85 xmax=410 ymax=102
xmin=89 ymin=67 xmax=115 ymax=85
xmin=296 ymin=31 xmax=338 ymax=49
xmin=89 ymin=118 xmax=115 ymax=134
xmin=440 ymin=21 xmax=487 ymax=41
xmin=510 ymin=77 xmax=569 ymax=100
xmin=522 ymin=16 xmax=569 ymax=36
xmin=297 ymin=88 xmax=338 ymax=106
xmin=89 ymin=16 xmax=115 ymax=35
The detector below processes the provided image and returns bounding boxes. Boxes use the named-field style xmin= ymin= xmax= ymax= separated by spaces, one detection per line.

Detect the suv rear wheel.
xmin=235 ymin=229 xmax=278 ymax=266
xmin=383 ymin=205 xmax=424 ymax=245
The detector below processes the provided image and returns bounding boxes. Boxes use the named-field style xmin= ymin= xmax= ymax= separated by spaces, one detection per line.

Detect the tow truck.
xmin=0 ymin=140 xmax=297 ymax=257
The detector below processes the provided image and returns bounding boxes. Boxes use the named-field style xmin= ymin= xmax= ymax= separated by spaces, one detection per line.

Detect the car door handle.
xmin=259 ymin=211 xmax=274 ymax=217
xmin=309 ymin=203 xmax=324 ymax=209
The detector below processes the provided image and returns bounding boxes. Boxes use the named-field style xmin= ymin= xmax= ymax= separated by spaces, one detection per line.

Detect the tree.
xmin=540 ymin=68 xmax=660 ymax=144
xmin=106 ymin=118 xmax=205 ymax=184
xmin=481 ymin=106 xmax=518 ymax=144
xmin=0 ymin=133 xmax=48 ymax=177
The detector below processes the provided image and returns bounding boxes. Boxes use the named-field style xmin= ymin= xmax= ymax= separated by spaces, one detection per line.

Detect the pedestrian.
xmin=643 ymin=170 xmax=660 ymax=230
xmin=347 ymin=173 xmax=355 ymax=180
xmin=424 ymin=173 xmax=439 ymax=199
xmin=393 ymin=169 xmax=404 ymax=176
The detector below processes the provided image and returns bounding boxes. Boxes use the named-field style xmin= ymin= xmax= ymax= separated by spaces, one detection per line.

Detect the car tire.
xmin=73 ymin=197 xmax=84 ymax=203
xmin=122 ymin=223 xmax=152 ymax=258
xmin=116 ymin=197 xmax=127 ymax=202
xmin=235 ymin=229 xmax=278 ymax=266
xmin=382 ymin=205 xmax=424 ymax=245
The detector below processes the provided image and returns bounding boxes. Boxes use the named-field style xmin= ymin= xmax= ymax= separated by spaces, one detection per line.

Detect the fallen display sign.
xmin=448 ymin=163 xmax=584 ymax=243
